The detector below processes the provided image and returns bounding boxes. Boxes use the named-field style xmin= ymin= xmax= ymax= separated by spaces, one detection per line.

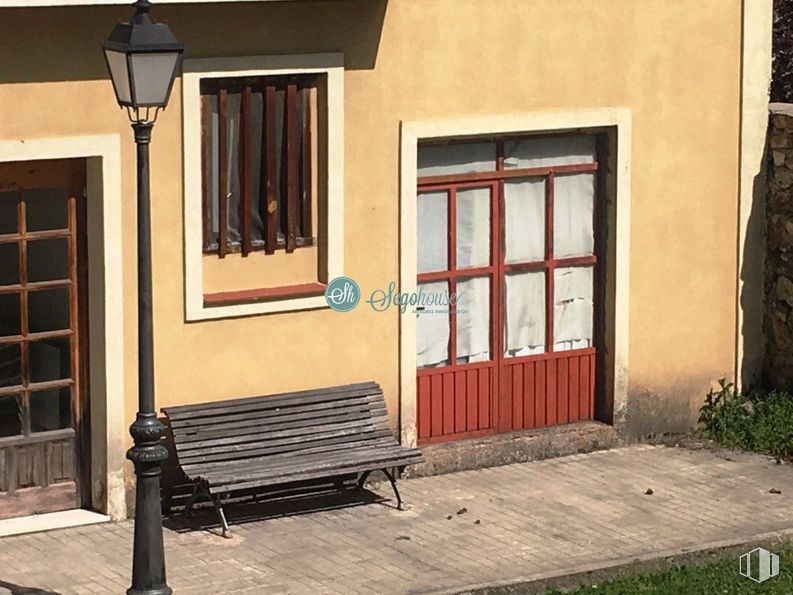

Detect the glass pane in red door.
xmin=417 ymin=191 xmax=448 ymax=273
xmin=456 ymin=276 xmax=490 ymax=364
xmin=456 ymin=187 xmax=490 ymax=269
xmin=416 ymin=280 xmax=450 ymax=368
xmin=504 ymin=271 xmax=546 ymax=357
xmin=554 ymin=173 xmax=595 ymax=258
xmin=504 ymin=178 xmax=545 ymax=264
xmin=553 ymin=266 xmax=594 ymax=351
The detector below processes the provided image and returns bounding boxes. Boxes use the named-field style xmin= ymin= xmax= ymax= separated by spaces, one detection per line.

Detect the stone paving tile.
xmin=2 ymin=445 xmax=793 ymax=594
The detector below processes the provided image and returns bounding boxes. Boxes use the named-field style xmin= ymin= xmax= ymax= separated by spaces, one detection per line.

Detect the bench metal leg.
xmin=357 ymin=470 xmax=372 ymax=490
xmin=381 ymin=468 xmax=403 ymax=510
xmin=212 ymin=494 xmax=232 ymax=539
xmin=184 ymin=481 xmax=201 ymax=518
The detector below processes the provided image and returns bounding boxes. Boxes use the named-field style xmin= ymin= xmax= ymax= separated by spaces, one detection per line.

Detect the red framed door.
xmin=496 ymin=168 xmax=597 ymax=433
xmin=415 ymin=137 xmax=601 ymax=445
xmin=416 ymin=181 xmax=499 ymax=442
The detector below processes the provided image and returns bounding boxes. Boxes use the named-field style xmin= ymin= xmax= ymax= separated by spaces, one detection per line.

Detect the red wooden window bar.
xmin=416 ymin=136 xmax=604 ymax=444
xmin=200 ymin=75 xmax=318 ymax=257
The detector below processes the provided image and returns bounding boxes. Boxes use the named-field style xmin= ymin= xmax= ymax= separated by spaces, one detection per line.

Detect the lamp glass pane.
xmin=129 ymin=52 xmax=180 ymax=106
xmin=104 ymin=49 xmax=132 ymax=104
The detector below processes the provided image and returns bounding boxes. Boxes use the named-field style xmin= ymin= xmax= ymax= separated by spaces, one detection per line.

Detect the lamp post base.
xmin=127 ymin=411 xmax=171 ymax=595
xmin=128 ymin=588 xmax=173 ymax=595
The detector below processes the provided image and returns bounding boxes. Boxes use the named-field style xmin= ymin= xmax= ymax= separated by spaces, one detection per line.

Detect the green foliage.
xmin=545 ymin=544 xmax=793 ymax=594
xmin=698 ymin=379 xmax=793 ymax=459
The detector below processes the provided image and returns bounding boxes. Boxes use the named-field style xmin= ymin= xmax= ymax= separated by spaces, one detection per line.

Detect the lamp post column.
xmin=127 ymin=120 xmax=171 ymax=595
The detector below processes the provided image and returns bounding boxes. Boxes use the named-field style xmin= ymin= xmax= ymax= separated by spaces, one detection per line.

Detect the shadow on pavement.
xmin=0 ymin=580 xmax=60 ymax=595
xmin=163 ymin=487 xmax=387 ymax=537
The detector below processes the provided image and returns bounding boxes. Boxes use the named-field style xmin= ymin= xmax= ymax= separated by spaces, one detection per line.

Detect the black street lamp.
xmin=103 ymin=2 xmax=183 ymax=594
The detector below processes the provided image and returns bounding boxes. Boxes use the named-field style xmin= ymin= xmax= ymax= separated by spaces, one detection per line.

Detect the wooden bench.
xmin=162 ymin=382 xmax=423 ymax=537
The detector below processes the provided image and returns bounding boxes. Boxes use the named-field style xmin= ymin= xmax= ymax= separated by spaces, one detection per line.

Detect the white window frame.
xmin=182 ymin=53 xmax=344 ymax=320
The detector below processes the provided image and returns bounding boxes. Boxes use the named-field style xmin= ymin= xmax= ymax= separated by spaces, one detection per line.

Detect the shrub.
xmin=698 ymin=379 xmax=793 ymax=458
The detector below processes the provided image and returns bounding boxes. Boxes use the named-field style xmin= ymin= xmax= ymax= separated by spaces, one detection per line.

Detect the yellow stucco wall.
xmin=0 ymin=0 xmax=743 ymax=467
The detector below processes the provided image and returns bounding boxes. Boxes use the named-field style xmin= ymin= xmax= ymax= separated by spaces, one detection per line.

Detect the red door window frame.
xmin=416 ymin=137 xmax=601 ymax=444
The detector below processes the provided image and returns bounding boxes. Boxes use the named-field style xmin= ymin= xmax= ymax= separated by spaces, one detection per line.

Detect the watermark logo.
xmin=325 ymin=276 xmax=361 ymax=312
xmin=366 ymin=281 xmax=465 ymax=314
xmin=325 ymin=277 xmax=465 ymax=314
xmin=739 ymin=547 xmax=779 ymax=583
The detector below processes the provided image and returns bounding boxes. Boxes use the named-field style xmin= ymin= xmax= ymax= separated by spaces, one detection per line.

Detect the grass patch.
xmin=546 ymin=544 xmax=793 ymax=594
xmin=698 ymin=379 xmax=793 ymax=459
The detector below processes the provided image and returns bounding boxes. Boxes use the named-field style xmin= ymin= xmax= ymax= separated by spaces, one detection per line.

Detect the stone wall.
xmin=766 ymin=103 xmax=793 ymax=390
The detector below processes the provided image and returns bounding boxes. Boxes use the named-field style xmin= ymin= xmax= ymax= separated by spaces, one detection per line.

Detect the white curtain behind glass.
xmin=504 ymin=178 xmax=545 ymax=264
xmin=503 ymin=135 xmax=596 ymax=169
xmin=554 ymin=266 xmax=593 ymax=351
xmin=416 ymin=280 xmax=450 ymax=368
xmin=554 ymin=173 xmax=594 ymax=258
xmin=418 ymin=142 xmax=497 ymax=178
xmin=504 ymin=272 xmax=545 ymax=357
xmin=456 ymin=277 xmax=490 ymax=363
xmin=456 ymin=187 xmax=490 ymax=268
xmin=417 ymin=191 xmax=448 ymax=274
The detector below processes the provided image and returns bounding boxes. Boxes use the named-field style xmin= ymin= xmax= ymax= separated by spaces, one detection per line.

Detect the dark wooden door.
xmin=0 ymin=159 xmax=89 ymax=519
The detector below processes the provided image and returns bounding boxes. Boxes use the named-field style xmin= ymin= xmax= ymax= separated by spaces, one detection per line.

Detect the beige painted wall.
xmin=0 ymin=0 xmax=746 ymax=497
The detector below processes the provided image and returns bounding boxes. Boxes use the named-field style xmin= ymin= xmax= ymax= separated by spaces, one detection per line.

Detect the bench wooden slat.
xmin=172 ymin=405 xmax=387 ymax=442
xmin=189 ymin=440 xmax=412 ymax=479
xmin=175 ymin=423 xmax=389 ymax=461
xmin=208 ymin=453 xmax=424 ymax=494
xmin=168 ymin=395 xmax=384 ymax=430
xmin=174 ymin=414 xmax=389 ymax=452
xmin=201 ymin=442 xmax=419 ymax=480
xmin=176 ymin=426 xmax=391 ymax=464
xmin=178 ymin=428 xmax=395 ymax=466
xmin=164 ymin=382 xmax=380 ymax=420
xmin=181 ymin=435 xmax=401 ymax=474
xmin=206 ymin=444 xmax=424 ymax=485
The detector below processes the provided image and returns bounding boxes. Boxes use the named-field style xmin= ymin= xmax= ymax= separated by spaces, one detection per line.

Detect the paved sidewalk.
xmin=2 ymin=445 xmax=793 ymax=594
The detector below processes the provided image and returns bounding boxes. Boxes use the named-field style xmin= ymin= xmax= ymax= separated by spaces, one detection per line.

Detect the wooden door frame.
xmin=399 ymin=110 xmax=632 ymax=449
xmin=0 ymin=135 xmax=127 ymax=522
xmin=0 ymin=158 xmax=91 ymax=512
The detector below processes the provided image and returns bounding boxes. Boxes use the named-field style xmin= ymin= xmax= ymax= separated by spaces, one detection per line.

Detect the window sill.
xmin=203 ymin=282 xmax=327 ymax=307
xmin=202 ymin=236 xmax=315 ymax=256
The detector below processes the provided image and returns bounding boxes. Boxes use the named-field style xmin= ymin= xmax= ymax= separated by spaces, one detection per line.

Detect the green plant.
xmin=698 ymin=379 xmax=793 ymax=459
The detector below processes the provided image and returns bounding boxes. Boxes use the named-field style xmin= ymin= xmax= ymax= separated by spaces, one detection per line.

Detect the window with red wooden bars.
xmin=200 ymin=74 xmax=319 ymax=257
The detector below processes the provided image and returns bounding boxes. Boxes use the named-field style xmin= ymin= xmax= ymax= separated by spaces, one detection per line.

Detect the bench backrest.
xmin=163 ymin=382 xmax=393 ymax=471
